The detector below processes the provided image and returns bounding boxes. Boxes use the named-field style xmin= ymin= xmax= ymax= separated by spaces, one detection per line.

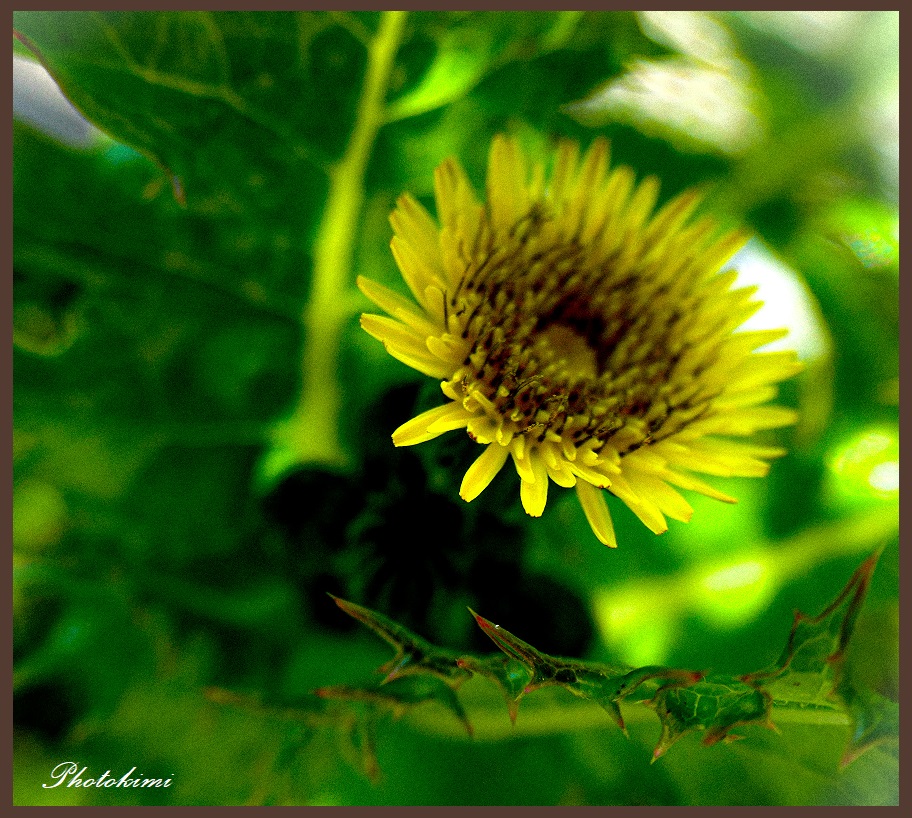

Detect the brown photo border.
xmin=6 ymin=1 xmax=905 ymax=813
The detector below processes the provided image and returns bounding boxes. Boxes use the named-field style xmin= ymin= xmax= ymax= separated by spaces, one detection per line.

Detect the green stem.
xmin=267 ymin=10 xmax=407 ymax=475
xmin=402 ymin=686 xmax=851 ymax=743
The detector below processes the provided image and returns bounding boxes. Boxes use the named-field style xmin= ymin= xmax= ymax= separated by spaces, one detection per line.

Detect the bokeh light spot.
xmin=827 ymin=426 xmax=899 ymax=505
xmin=696 ymin=558 xmax=774 ymax=627
xmin=868 ymin=461 xmax=898 ymax=494
xmin=732 ymin=240 xmax=829 ymax=361
xmin=702 ymin=560 xmax=765 ymax=593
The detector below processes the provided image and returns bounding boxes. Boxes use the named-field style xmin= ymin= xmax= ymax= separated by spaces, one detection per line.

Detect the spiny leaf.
xmin=648 ymin=675 xmax=774 ymax=761
xmin=742 ymin=549 xmax=883 ymax=716
xmin=455 ymin=655 xmax=533 ymax=724
xmin=306 ymin=552 xmax=891 ymax=778
xmin=204 ymin=686 xmax=333 ymax=726
xmin=837 ymin=686 xmax=899 ymax=769
xmin=744 ymin=551 xmax=899 ymax=766
xmin=329 ymin=595 xmax=471 ymax=685
xmin=470 ymin=608 xmax=702 ymax=733
xmin=203 ymin=685 xmax=381 ymax=783
xmin=315 ymin=675 xmax=473 ymax=739
xmin=650 ymin=551 xmax=887 ymax=758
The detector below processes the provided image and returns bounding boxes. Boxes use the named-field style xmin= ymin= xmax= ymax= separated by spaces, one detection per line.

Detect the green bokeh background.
xmin=13 ymin=11 xmax=898 ymax=806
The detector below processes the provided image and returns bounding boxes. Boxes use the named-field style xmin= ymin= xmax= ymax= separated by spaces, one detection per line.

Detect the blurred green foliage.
xmin=13 ymin=10 xmax=897 ymax=806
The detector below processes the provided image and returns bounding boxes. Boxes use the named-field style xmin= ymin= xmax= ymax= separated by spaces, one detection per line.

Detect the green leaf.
xmin=385 ymin=27 xmax=493 ymax=124
xmin=13 ymin=122 xmax=303 ymax=430
xmin=13 ymin=10 xmax=369 ymax=473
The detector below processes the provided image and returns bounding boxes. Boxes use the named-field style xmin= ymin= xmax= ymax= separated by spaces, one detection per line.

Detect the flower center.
xmin=536 ymin=324 xmax=599 ymax=380
xmin=445 ymin=206 xmax=710 ymax=453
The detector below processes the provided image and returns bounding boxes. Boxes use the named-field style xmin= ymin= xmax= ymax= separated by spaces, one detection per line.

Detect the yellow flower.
xmin=358 ymin=135 xmax=802 ymax=547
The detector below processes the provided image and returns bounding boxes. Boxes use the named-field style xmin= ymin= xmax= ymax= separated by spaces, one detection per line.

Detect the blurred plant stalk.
xmin=265 ymin=11 xmax=408 ymax=476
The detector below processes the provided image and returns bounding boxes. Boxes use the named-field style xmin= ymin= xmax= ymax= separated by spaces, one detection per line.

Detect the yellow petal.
xmin=487 ymin=134 xmax=528 ymax=231
xmin=734 ymin=406 xmax=798 ymax=430
xmin=610 ymin=472 xmax=668 ymax=535
xmin=360 ymin=313 xmax=452 ymax=378
xmin=425 ymin=334 xmax=467 ymax=366
xmin=622 ymin=175 xmax=660 ymax=238
xmin=595 ymin=166 xmax=635 ymax=251
xmin=541 ymin=442 xmax=578 ymax=487
xmin=661 ymin=470 xmax=738 ymax=504
xmin=434 ymin=157 xmax=478 ymax=231
xmin=439 ymin=224 xmax=470 ymax=284
xmin=624 ymin=499 xmax=669 ymax=536
xmin=519 ymin=450 xmax=549 ymax=517
xmin=546 ymin=463 xmax=577 ymax=488
xmin=625 ymin=471 xmax=694 ymax=523
xmin=510 ymin=442 xmax=536 ymax=484
xmin=713 ymin=385 xmax=779 ymax=410
xmin=567 ymin=460 xmax=613 ymax=487
xmin=423 ymin=284 xmax=449 ymax=325
xmin=392 ymin=403 xmax=471 ymax=446
xmin=390 ymin=235 xmax=447 ymax=310
xmin=577 ymin=137 xmax=610 ymax=195
xmin=527 ymin=160 xmax=545 ymax=202
xmin=643 ymin=187 xmax=702 ymax=246
xmin=390 ymin=192 xmax=440 ymax=261
xmin=726 ymin=328 xmax=790 ymax=354
xmin=727 ymin=352 xmax=804 ymax=391
xmin=460 ymin=442 xmax=510 ymax=502
xmin=357 ymin=276 xmax=440 ymax=336
xmin=689 ymin=406 xmax=799 ymax=437
xmin=575 ymin=481 xmax=617 ymax=547
xmin=698 ymin=229 xmax=750 ymax=275
xmin=574 ymin=139 xmax=610 ymax=241
xmin=382 ymin=344 xmax=453 ymax=379
xmin=671 ymin=439 xmax=773 ymax=477
xmin=549 ymin=139 xmax=580 ymax=207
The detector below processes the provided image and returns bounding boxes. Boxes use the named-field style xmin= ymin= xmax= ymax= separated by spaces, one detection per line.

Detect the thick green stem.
xmin=401 ymin=682 xmax=852 ymax=743
xmin=266 ymin=11 xmax=407 ymax=476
